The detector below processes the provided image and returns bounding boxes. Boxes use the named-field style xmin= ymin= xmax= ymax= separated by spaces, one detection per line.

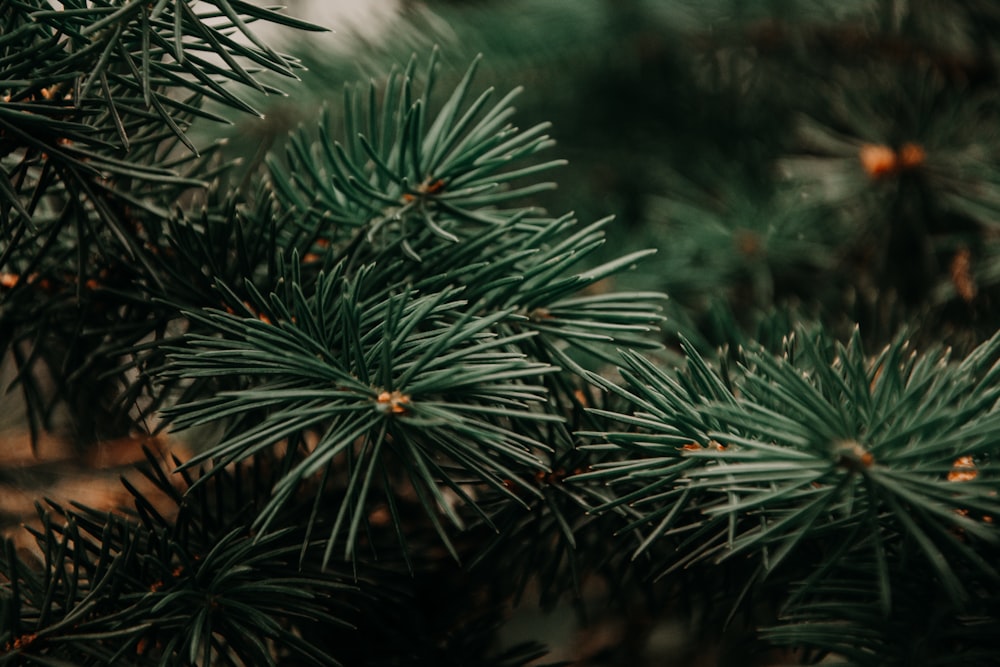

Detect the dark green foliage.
xmin=0 ymin=0 xmax=322 ymax=441
xmin=269 ymin=51 xmax=565 ymax=249
xmin=578 ymin=328 xmax=1000 ymax=663
xmin=0 ymin=448 xmax=556 ymax=666
xmin=262 ymin=0 xmax=1000 ymax=352
xmin=152 ymin=54 xmax=663 ymax=572
xmin=1 ymin=3 xmax=665 ymax=663
xmin=4 ymin=0 xmax=1000 ymax=665
xmin=0 ymin=452 xmax=363 ymax=666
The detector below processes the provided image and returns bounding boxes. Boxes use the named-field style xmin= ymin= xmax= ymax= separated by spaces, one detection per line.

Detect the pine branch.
xmin=0 ymin=1 xmax=323 ymax=441
xmin=267 ymin=50 xmax=564 ymax=255
xmin=0 ymin=452 xmax=365 ymax=666
xmin=576 ymin=326 xmax=1000 ymax=659
xmin=151 ymin=54 xmax=664 ymax=569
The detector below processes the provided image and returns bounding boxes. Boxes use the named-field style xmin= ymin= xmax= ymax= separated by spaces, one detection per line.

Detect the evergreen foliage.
xmin=2 ymin=1 xmax=1000 ymax=666
xmin=581 ymin=329 xmax=1000 ymax=662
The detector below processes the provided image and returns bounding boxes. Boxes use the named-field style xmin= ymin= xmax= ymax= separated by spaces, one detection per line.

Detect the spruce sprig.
xmin=154 ymin=54 xmax=664 ymax=567
xmin=0 ymin=1 xmax=321 ymax=440
xmin=268 ymin=50 xmax=564 ymax=261
xmin=161 ymin=264 xmax=560 ymax=564
xmin=0 ymin=453 xmax=364 ymax=667
xmin=577 ymin=327 xmax=1000 ymax=629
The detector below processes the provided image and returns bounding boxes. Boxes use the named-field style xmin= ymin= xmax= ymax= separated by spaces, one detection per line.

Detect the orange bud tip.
xmin=376 ymin=390 xmax=411 ymax=415
xmin=898 ymin=142 xmax=926 ymax=169
xmin=860 ymin=143 xmax=898 ymax=178
xmin=948 ymin=455 xmax=978 ymax=482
